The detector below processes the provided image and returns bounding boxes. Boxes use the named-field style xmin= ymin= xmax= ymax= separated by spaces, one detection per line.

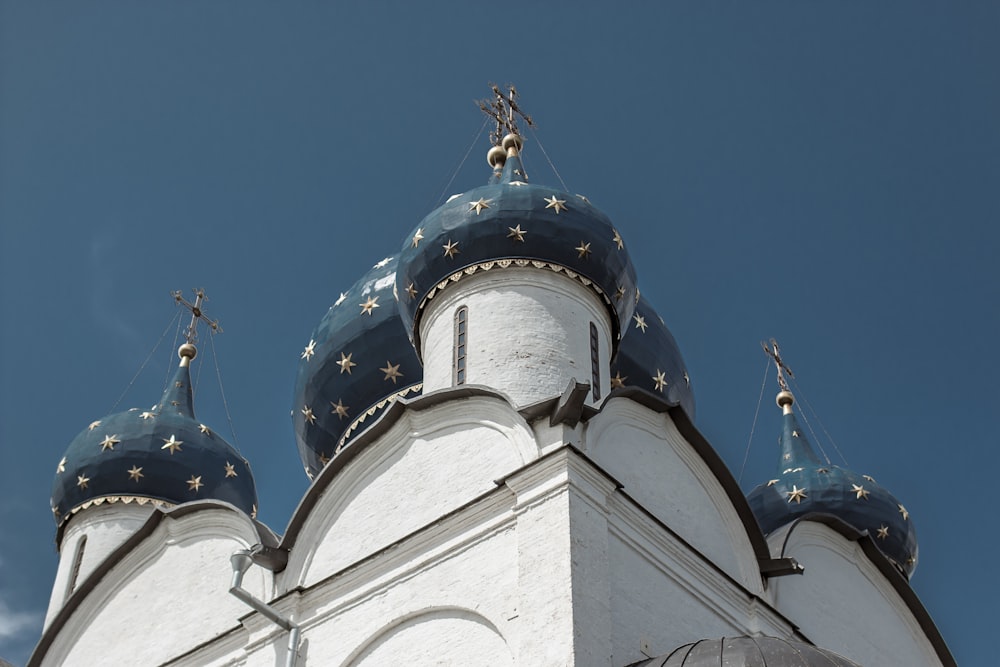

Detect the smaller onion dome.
xmin=631 ymin=636 xmax=861 ymax=667
xmin=51 ymin=344 xmax=258 ymax=525
xmin=396 ymin=135 xmax=638 ymax=357
xmin=293 ymin=255 xmax=422 ymax=479
xmin=611 ymin=296 xmax=695 ymax=421
xmin=747 ymin=391 xmax=918 ymax=578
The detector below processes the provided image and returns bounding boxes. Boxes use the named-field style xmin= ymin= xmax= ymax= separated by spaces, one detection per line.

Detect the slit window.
xmin=67 ymin=535 xmax=87 ymax=597
xmin=590 ymin=322 xmax=601 ymax=401
xmin=455 ymin=306 xmax=468 ymax=385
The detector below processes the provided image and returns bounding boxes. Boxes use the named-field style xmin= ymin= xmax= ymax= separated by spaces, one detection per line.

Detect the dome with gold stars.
xmin=293 ymin=255 xmax=422 ymax=479
xmin=395 ymin=134 xmax=639 ymax=357
xmin=611 ymin=296 xmax=695 ymax=421
xmin=51 ymin=345 xmax=258 ymax=526
xmin=746 ymin=391 xmax=918 ymax=578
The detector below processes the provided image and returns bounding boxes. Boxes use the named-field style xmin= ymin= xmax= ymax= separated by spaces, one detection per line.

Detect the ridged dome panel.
xmin=631 ymin=636 xmax=861 ymax=666
xmin=396 ymin=153 xmax=638 ymax=357
xmin=611 ymin=297 xmax=695 ymax=421
xmin=293 ymin=256 xmax=422 ymax=479
xmin=51 ymin=362 xmax=258 ymax=524
xmin=747 ymin=408 xmax=918 ymax=577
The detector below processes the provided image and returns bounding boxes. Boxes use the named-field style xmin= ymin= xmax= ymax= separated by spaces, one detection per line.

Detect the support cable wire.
xmin=208 ymin=332 xmax=242 ymax=454
xmin=109 ymin=310 xmax=182 ymax=414
xmin=163 ymin=312 xmax=184 ymax=393
xmin=739 ymin=357 xmax=771 ymax=484
xmin=789 ymin=376 xmax=849 ymax=467
xmin=432 ymin=117 xmax=489 ymax=210
xmin=528 ymin=125 xmax=569 ymax=192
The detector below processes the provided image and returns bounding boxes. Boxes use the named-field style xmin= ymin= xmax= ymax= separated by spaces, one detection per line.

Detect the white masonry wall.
xmin=419 ymin=267 xmax=613 ymax=408
xmin=44 ymin=502 xmax=155 ymax=628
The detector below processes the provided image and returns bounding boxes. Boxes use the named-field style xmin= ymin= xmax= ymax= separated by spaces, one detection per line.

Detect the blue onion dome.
xmin=51 ymin=343 xmax=258 ymax=526
xmin=396 ymin=132 xmax=639 ymax=357
xmin=631 ymin=636 xmax=861 ymax=667
xmin=293 ymin=255 xmax=422 ymax=479
xmin=611 ymin=296 xmax=695 ymax=421
xmin=747 ymin=391 xmax=918 ymax=578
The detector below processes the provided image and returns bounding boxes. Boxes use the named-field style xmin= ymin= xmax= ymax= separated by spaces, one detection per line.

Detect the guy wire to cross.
xmin=789 ymin=375 xmax=850 ymax=467
xmin=738 ymin=356 xmax=771 ymax=484
xmin=527 ymin=124 xmax=569 ymax=193
xmin=209 ymin=331 xmax=242 ymax=455
xmin=162 ymin=310 xmax=184 ymax=393
xmin=432 ymin=116 xmax=489 ymax=210
xmin=109 ymin=309 xmax=182 ymax=414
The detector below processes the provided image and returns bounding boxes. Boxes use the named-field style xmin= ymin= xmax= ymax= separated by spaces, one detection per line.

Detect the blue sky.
xmin=1 ymin=3 xmax=996 ymax=664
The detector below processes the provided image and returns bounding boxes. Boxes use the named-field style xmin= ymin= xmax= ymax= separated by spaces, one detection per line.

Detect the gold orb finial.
xmin=501 ymin=132 xmax=523 ymax=156
xmin=487 ymin=145 xmax=507 ymax=169
xmin=178 ymin=343 xmax=198 ymax=367
xmin=776 ymin=390 xmax=795 ymax=414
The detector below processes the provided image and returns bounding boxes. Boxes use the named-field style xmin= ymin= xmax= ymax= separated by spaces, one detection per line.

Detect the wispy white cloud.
xmin=0 ymin=597 xmax=43 ymax=641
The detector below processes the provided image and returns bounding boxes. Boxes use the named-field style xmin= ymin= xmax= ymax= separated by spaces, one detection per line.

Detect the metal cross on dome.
xmin=478 ymin=83 xmax=534 ymax=147
xmin=172 ymin=288 xmax=222 ymax=345
xmin=762 ymin=338 xmax=795 ymax=393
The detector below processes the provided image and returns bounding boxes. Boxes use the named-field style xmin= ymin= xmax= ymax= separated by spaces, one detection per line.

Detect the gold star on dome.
xmin=139 ymin=411 xmax=155 ymax=420
xmin=652 ymin=370 xmax=667 ymax=392
xmin=337 ymin=352 xmax=357 ymax=374
xmin=614 ymin=286 xmax=625 ymax=302
xmin=88 ymin=420 xmax=101 ymax=431
xmin=199 ymin=423 xmax=211 ymax=435
xmin=544 ymin=196 xmax=567 ymax=213
xmin=611 ymin=371 xmax=627 ymax=389
xmin=359 ymin=296 xmax=380 ymax=316
xmin=224 ymin=462 xmax=237 ymax=478
xmin=373 ymin=257 xmax=392 ymax=269
xmin=251 ymin=504 xmax=257 ymax=519
xmin=331 ymin=399 xmax=350 ymax=420
xmin=786 ymin=485 xmax=807 ymax=504
xmin=334 ymin=292 xmax=347 ymax=306
xmin=876 ymin=525 xmax=889 ymax=540
xmin=175 ymin=381 xmax=183 ymax=389
xmin=187 ymin=475 xmax=203 ymax=492
xmin=507 ymin=225 xmax=526 ymax=242
xmin=76 ymin=474 xmax=90 ymax=490
xmin=766 ymin=479 xmax=779 ymax=486
xmin=56 ymin=457 xmax=66 ymax=474
xmin=128 ymin=465 xmax=143 ymax=482
xmin=783 ymin=453 xmax=792 ymax=461
xmin=412 ymin=228 xmax=424 ymax=247
xmin=469 ymin=198 xmax=490 ymax=214
xmin=406 ymin=282 xmax=417 ymax=299
xmin=906 ymin=555 xmax=916 ymax=566
xmin=851 ymin=484 xmax=870 ymax=500
xmin=380 ymin=361 xmax=403 ymax=384
xmin=683 ymin=371 xmax=690 ymax=386
xmin=509 ymin=180 xmax=527 ymax=187
xmin=301 ymin=339 xmax=317 ymax=360
xmin=575 ymin=242 xmax=592 ymax=259
xmin=633 ymin=314 xmax=648 ymax=333
xmin=319 ymin=452 xmax=331 ymax=465
xmin=612 ymin=229 xmax=624 ymax=250
xmin=443 ymin=240 xmax=460 ymax=258
xmin=302 ymin=405 xmax=316 ymax=425
xmin=898 ymin=504 xmax=909 ymax=521
xmin=792 ymin=430 xmax=800 ymax=438
xmin=99 ymin=434 xmax=120 ymax=452
xmin=635 ymin=287 xmax=641 ymax=303
xmin=863 ymin=474 xmax=876 ymax=483
xmin=161 ymin=435 xmax=183 ymax=454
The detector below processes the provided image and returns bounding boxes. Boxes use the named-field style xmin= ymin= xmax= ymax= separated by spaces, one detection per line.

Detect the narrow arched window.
xmin=454 ymin=306 xmax=468 ymax=385
xmin=590 ymin=322 xmax=601 ymax=401
xmin=66 ymin=535 xmax=87 ymax=596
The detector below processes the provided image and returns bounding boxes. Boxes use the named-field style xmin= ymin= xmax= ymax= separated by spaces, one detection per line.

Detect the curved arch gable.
xmin=341 ymin=606 xmax=515 ymax=667
xmin=284 ymin=390 xmax=537 ymax=589
xmin=587 ymin=397 xmax=763 ymax=593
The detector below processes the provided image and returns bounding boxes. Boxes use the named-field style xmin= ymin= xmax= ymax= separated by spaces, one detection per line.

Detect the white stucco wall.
xmin=45 ymin=502 xmax=155 ymax=627
xmin=288 ymin=395 xmax=536 ymax=589
xmin=41 ymin=507 xmax=268 ymax=667
xmin=586 ymin=398 xmax=762 ymax=593
xmin=419 ymin=267 xmax=613 ymax=408
xmin=767 ymin=521 xmax=943 ymax=667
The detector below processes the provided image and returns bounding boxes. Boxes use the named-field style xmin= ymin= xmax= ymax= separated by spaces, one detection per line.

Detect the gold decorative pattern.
xmin=336 ymin=383 xmax=423 ymax=450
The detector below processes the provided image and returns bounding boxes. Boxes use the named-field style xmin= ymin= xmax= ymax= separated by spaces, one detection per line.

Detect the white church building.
xmin=31 ymin=90 xmax=954 ymax=666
